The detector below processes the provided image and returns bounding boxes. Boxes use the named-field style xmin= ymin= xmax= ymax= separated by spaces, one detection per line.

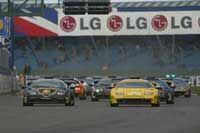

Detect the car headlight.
xmin=145 ymin=92 xmax=154 ymax=96
xmin=96 ymin=89 xmax=100 ymax=93
xmin=70 ymin=84 xmax=76 ymax=88
xmin=28 ymin=90 xmax=37 ymax=95
xmin=57 ymin=91 xmax=65 ymax=96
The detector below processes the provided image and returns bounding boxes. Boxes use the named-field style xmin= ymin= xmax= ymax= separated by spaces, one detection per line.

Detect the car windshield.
xmin=155 ymin=80 xmax=169 ymax=88
xmin=84 ymin=79 xmax=94 ymax=85
xmin=112 ymin=78 xmax=124 ymax=83
xmin=173 ymin=78 xmax=187 ymax=85
xmin=64 ymin=80 xmax=77 ymax=84
xmin=116 ymin=82 xmax=152 ymax=88
xmin=31 ymin=80 xmax=66 ymax=89
xmin=97 ymin=79 xmax=112 ymax=86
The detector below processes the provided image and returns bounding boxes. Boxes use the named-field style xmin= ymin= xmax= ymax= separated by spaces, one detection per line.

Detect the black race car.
xmin=148 ymin=78 xmax=175 ymax=104
xmin=91 ymin=78 xmax=114 ymax=101
xmin=23 ymin=79 xmax=75 ymax=106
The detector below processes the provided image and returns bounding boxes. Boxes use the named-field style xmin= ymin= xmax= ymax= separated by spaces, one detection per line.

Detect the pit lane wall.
xmin=14 ymin=7 xmax=200 ymax=37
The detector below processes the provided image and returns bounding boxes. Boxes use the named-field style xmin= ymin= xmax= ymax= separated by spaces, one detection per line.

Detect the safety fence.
xmin=190 ymin=76 xmax=200 ymax=87
xmin=0 ymin=49 xmax=9 ymax=69
xmin=0 ymin=71 xmax=17 ymax=94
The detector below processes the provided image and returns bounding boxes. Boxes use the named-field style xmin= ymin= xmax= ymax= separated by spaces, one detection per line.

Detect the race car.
xmin=79 ymin=78 xmax=94 ymax=96
xmin=147 ymin=78 xmax=175 ymax=104
xmin=162 ymin=78 xmax=191 ymax=97
xmin=173 ymin=78 xmax=192 ymax=97
xmin=62 ymin=78 xmax=87 ymax=100
xmin=23 ymin=79 xmax=75 ymax=106
xmin=75 ymin=80 xmax=87 ymax=100
xmin=161 ymin=78 xmax=176 ymax=89
xmin=110 ymin=79 xmax=160 ymax=107
xmin=91 ymin=78 xmax=114 ymax=101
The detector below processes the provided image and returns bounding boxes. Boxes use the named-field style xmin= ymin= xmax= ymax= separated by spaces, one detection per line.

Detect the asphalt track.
xmin=0 ymin=95 xmax=200 ymax=133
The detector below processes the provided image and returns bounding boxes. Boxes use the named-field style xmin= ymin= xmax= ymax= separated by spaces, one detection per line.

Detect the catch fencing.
xmin=0 ymin=48 xmax=17 ymax=93
xmin=190 ymin=76 xmax=200 ymax=87
xmin=0 ymin=49 xmax=9 ymax=68
xmin=0 ymin=72 xmax=17 ymax=93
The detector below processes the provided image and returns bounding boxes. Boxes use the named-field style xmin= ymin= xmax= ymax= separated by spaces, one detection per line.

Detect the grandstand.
xmin=10 ymin=0 xmax=200 ymax=75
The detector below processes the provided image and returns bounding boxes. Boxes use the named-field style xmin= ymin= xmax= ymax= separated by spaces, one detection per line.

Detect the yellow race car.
xmin=110 ymin=79 xmax=160 ymax=107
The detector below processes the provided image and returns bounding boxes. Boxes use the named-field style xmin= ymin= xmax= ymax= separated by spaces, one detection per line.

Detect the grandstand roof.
xmin=1 ymin=0 xmax=198 ymax=8
xmin=1 ymin=0 xmax=200 ymax=13
xmin=112 ymin=1 xmax=200 ymax=8
xmin=45 ymin=0 xmax=200 ymax=8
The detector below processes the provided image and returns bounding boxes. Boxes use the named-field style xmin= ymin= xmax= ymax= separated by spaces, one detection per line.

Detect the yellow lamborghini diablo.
xmin=110 ymin=79 xmax=160 ymax=107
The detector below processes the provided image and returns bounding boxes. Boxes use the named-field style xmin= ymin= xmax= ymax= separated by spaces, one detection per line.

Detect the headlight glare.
xmin=28 ymin=90 xmax=37 ymax=95
xmin=57 ymin=91 xmax=65 ymax=96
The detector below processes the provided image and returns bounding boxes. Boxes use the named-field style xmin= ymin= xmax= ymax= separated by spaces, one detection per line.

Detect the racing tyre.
xmin=166 ymin=94 xmax=175 ymax=104
xmin=110 ymin=103 xmax=118 ymax=107
xmin=65 ymin=97 xmax=75 ymax=106
xmin=184 ymin=90 xmax=191 ymax=98
xmin=151 ymin=103 xmax=160 ymax=107
xmin=151 ymin=100 xmax=160 ymax=107
xmin=69 ymin=97 xmax=75 ymax=106
xmin=79 ymin=95 xmax=87 ymax=100
xmin=166 ymin=100 xmax=174 ymax=104
xmin=184 ymin=94 xmax=191 ymax=98
xmin=23 ymin=98 xmax=33 ymax=106
xmin=91 ymin=97 xmax=99 ymax=102
xmin=23 ymin=102 xmax=33 ymax=106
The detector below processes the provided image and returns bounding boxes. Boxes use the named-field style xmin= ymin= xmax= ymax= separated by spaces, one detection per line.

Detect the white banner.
xmin=58 ymin=9 xmax=200 ymax=36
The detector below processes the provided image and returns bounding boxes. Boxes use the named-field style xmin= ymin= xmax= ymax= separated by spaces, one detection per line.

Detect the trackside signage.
xmin=58 ymin=10 xmax=200 ymax=36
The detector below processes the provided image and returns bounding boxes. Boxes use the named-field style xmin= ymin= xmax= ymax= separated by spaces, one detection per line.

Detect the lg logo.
xmin=60 ymin=16 xmax=76 ymax=32
xmin=107 ymin=15 xmax=123 ymax=32
xmin=152 ymin=15 xmax=168 ymax=31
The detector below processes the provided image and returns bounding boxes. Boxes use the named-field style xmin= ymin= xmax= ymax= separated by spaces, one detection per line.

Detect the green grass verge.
xmin=17 ymin=68 xmax=200 ymax=77
xmin=192 ymin=87 xmax=200 ymax=96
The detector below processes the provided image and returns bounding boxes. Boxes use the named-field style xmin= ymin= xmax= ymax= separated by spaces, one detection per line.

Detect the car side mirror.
xmin=111 ymin=83 xmax=116 ymax=88
xmin=170 ymin=85 xmax=176 ymax=89
xmin=69 ymin=85 xmax=75 ymax=90
xmin=94 ymin=81 xmax=98 ymax=85
xmin=152 ymin=83 xmax=157 ymax=87
xmin=22 ymin=86 xmax=26 ymax=90
xmin=156 ymin=87 xmax=162 ymax=90
xmin=27 ymin=82 xmax=32 ymax=86
xmin=166 ymin=82 xmax=172 ymax=86
xmin=107 ymin=86 xmax=113 ymax=89
xmin=70 ymin=87 xmax=75 ymax=90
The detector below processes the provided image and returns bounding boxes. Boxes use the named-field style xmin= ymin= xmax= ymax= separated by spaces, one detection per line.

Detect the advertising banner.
xmin=58 ymin=9 xmax=200 ymax=36
xmin=0 ymin=16 xmax=10 ymax=37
